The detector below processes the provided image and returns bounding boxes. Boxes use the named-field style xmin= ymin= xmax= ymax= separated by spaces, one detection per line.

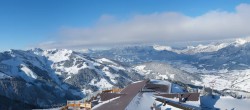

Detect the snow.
xmin=179 ymin=64 xmax=218 ymax=74
xmin=175 ymin=61 xmax=250 ymax=93
xmin=199 ymin=69 xmax=250 ymax=92
xmin=43 ymin=49 xmax=72 ymax=62
xmin=183 ymin=43 xmax=228 ymax=54
xmin=92 ymin=97 xmax=120 ymax=109
xmin=0 ymin=72 xmax=11 ymax=79
xmin=63 ymin=64 xmax=83 ymax=74
xmin=75 ymin=48 xmax=90 ymax=53
xmin=158 ymin=74 xmax=168 ymax=79
xmin=133 ymin=65 xmax=150 ymax=75
xmin=97 ymin=58 xmax=126 ymax=72
xmin=109 ymin=64 xmax=125 ymax=71
xmin=91 ymin=79 xmax=250 ymax=110
xmin=133 ymin=64 xmax=177 ymax=80
xmin=64 ymin=76 xmax=71 ymax=80
xmin=102 ymin=67 xmax=119 ymax=83
xmin=153 ymin=45 xmax=173 ymax=51
xmin=90 ymin=78 xmax=113 ymax=89
xmin=126 ymin=92 xmax=182 ymax=110
xmin=1 ymin=58 xmax=39 ymax=82
xmin=169 ymin=74 xmax=174 ymax=79
xmin=153 ymin=43 xmax=229 ymax=54
xmin=20 ymin=64 xmax=37 ymax=79
xmin=153 ymin=38 xmax=250 ymax=54
xmin=200 ymin=95 xmax=250 ymax=110
xmin=0 ymin=48 xmax=130 ymax=95
xmin=134 ymin=65 xmax=146 ymax=71
xmin=218 ymin=69 xmax=228 ymax=73
xmin=97 ymin=58 xmax=116 ymax=65
xmin=128 ymin=88 xmax=250 ymax=110
xmin=154 ymin=96 xmax=200 ymax=109
xmin=48 ymin=50 xmax=99 ymax=76
xmin=97 ymin=58 xmax=126 ymax=71
xmin=132 ymin=80 xmax=143 ymax=84
xmin=152 ymin=92 xmax=250 ymax=110
xmin=192 ymin=80 xmax=203 ymax=85
xmin=81 ymin=89 xmax=93 ymax=95
xmin=235 ymin=38 xmax=249 ymax=46
xmin=214 ymin=96 xmax=250 ymax=110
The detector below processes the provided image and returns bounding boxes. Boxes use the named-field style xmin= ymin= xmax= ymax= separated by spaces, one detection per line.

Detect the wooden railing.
xmin=66 ymin=100 xmax=92 ymax=109
xmin=65 ymin=87 xmax=123 ymax=109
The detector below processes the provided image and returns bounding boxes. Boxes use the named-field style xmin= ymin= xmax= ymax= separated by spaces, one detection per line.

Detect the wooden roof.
xmin=93 ymin=80 xmax=148 ymax=110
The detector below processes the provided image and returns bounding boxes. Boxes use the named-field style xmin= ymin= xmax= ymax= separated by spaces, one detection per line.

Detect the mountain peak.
xmin=234 ymin=38 xmax=250 ymax=46
xmin=153 ymin=45 xmax=173 ymax=51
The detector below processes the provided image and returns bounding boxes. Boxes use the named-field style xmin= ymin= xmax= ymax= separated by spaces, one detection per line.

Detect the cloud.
xmin=38 ymin=3 xmax=250 ymax=49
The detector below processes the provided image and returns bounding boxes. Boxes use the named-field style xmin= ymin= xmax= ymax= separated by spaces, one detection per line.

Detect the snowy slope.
xmin=0 ymin=48 xmax=143 ymax=108
xmin=133 ymin=62 xmax=201 ymax=84
xmin=0 ymin=72 xmax=11 ymax=79
xmin=32 ymin=49 xmax=142 ymax=90
xmin=200 ymin=69 xmax=250 ymax=93
xmin=214 ymin=96 xmax=250 ymax=110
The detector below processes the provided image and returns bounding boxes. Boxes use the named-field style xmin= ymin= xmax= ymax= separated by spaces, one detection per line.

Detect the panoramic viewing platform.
xmin=61 ymin=79 xmax=204 ymax=110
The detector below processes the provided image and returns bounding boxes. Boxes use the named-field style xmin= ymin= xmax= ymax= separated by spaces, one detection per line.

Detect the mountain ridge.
xmin=0 ymin=48 xmax=142 ymax=108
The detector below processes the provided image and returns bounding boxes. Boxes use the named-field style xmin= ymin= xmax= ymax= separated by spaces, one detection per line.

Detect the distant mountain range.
xmin=90 ymin=38 xmax=250 ymax=70
xmin=89 ymin=38 xmax=250 ymax=97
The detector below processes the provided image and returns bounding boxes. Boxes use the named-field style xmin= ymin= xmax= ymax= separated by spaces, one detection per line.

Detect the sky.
xmin=1 ymin=0 xmax=250 ymax=51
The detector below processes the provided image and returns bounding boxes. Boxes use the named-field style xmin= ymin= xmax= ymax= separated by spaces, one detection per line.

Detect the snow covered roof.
xmin=93 ymin=80 xmax=148 ymax=110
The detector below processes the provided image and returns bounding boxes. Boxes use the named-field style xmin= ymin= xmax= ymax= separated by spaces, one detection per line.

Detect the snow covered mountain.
xmin=90 ymin=46 xmax=193 ymax=65
xmin=1 ymin=38 xmax=250 ymax=109
xmin=153 ymin=43 xmax=229 ymax=54
xmin=193 ymin=42 xmax=250 ymax=70
xmin=133 ymin=62 xmax=250 ymax=98
xmin=90 ymin=38 xmax=250 ymax=70
xmin=89 ymin=38 xmax=250 ymax=98
xmin=133 ymin=62 xmax=201 ymax=84
xmin=0 ymin=48 xmax=142 ymax=109
xmin=153 ymin=38 xmax=250 ymax=54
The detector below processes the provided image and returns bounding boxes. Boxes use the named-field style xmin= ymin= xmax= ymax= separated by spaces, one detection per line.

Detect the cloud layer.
xmin=38 ymin=3 xmax=250 ymax=49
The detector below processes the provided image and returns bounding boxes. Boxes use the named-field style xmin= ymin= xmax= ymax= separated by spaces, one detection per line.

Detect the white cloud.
xmin=38 ymin=3 xmax=250 ymax=49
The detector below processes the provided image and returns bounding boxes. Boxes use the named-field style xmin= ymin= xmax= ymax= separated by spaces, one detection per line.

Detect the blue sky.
xmin=0 ymin=0 xmax=250 ymax=51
